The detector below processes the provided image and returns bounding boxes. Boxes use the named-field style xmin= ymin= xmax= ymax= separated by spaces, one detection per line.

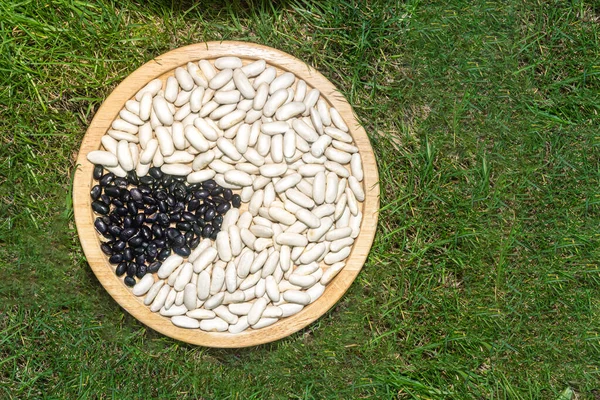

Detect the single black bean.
xmin=111 ymin=198 xmax=124 ymax=208
xmin=198 ymin=204 xmax=208 ymax=215
xmin=145 ymin=214 xmax=157 ymax=223
xmin=158 ymin=200 xmax=168 ymax=213
xmin=95 ymin=218 xmax=108 ymax=234
xmin=187 ymin=199 xmax=200 ymax=211
xmin=104 ymin=185 xmax=120 ymax=198
xmin=169 ymin=213 xmax=181 ymax=223
xmin=210 ymin=186 xmax=223 ymax=196
xmin=141 ymin=226 xmax=152 ymax=241
xmin=139 ymin=185 xmax=152 ymax=195
xmin=176 ymin=221 xmax=192 ymax=231
xmin=126 ymin=262 xmax=137 ymax=277
xmin=166 ymin=228 xmax=180 ymax=241
xmin=202 ymin=224 xmax=213 ymax=238
xmin=115 ymin=207 xmax=128 ymax=217
xmin=182 ymin=212 xmax=196 ymax=222
xmin=120 ymin=227 xmax=138 ymax=241
xmin=192 ymin=223 xmax=203 ymax=235
xmin=151 ymin=224 xmax=163 ymax=239
xmin=189 ymin=236 xmax=201 ymax=249
xmin=90 ymin=185 xmax=102 ymax=201
xmin=126 ymin=170 xmax=139 ymax=185
xmin=123 ymin=216 xmax=133 ymax=229
xmin=92 ymin=200 xmax=110 ymax=215
xmin=127 ymin=201 xmax=138 ymax=215
xmin=120 ymin=190 xmax=131 ymax=202
xmin=209 ymin=230 xmax=218 ymax=240
xmin=148 ymin=261 xmax=162 ymax=273
xmin=93 ymin=165 xmax=104 ymax=180
xmin=223 ymin=188 xmax=233 ymax=201
xmin=139 ymin=176 xmax=154 ymax=186
xmin=204 ymin=207 xmax=216 ymax=222
xmin=158 ymin=248 xmax=171 ymax=261
xmin=155 ymin=190 xmax=167 ymax=201
xmin=142 ymin=195 xmax=156 ymax=205
xmin=212 ymin=196 xmax=226 ymax=204
xmin=100 ymin=194 xmax=111 ymax=205
xmin=149 ymin=167 xmax=163 ymax=179
xmin=185 ymin=192 xmax=193 ymax=202
xmin=109 ymin=214 xmax=122 ymax=224
xmin=100 ymin=243 xmax=113 ymax=255
xmin=123 ymin=248 xmax=134 ymax=261
xmin=124 ymin=276 xmax=136 ymax=287
xmin=107 ymin=224 xmax=122 ymax=237
xmin=216 ymin=202 xmax=231 ymax=215
xmin=153 ymin=239 xmax=166 ymax=248
xmin=109 ymin=253 xmax=123 ymax=264
xmin=99 ymin=173 xmax=115 ymax=186
xmin=128 ymin=234 xmax=144 ymax=248
xmin=136 ymin=264 xmax=147 ymax=278
xmin=133 ymin=246 xmax=145 ymax=256
xmin=173 ymin=245 xmax=191 ymax=257
xmin=115 ymin=262 xmax=127 ymax=276
xmin=130 ymin=188 xmax=143 ymax=202
xmin=146 ymin=242 xmax=158 ymax=258
xmin=111 ymin=240 xmax=125 ymax=252
xmin=232 ymin=194 xmax=241 ymax=208
xmin=203 ymin=179 xmax=216 ymax=190
xmin=194 ymin=189 xmax=210 ymax=199
xmin=134 ymin=213 xmax=145 ymax=227
xmin=171 ymin=235 xmax=186 ymax=248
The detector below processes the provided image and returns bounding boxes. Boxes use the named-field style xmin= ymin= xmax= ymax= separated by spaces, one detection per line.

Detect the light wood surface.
xmin=73 ymin=41 xmax=379 ymax=347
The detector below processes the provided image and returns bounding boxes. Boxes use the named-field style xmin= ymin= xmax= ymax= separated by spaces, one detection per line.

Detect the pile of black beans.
xmin=90 ymin=165 xmax=241 ymax=287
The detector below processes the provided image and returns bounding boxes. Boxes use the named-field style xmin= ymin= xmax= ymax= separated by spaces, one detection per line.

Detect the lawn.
xmin=1 ymin=0 xmax=599 ymax=398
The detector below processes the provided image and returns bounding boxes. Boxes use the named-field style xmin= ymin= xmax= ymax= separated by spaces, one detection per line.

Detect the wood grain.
xmin=73 ymin=41 xmax=380 ymax=347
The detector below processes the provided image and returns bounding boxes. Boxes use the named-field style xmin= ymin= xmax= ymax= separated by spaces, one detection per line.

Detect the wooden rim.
xmin=73 ymin=41 xmax=379 ymax=347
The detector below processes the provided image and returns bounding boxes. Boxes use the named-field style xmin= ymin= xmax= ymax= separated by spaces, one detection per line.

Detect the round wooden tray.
xmin=73 ymin=41 xmax=379 ymax=347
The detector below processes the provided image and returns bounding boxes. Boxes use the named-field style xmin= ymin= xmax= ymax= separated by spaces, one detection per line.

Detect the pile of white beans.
xmin=87 ymin=56 xmax=365 ymax=332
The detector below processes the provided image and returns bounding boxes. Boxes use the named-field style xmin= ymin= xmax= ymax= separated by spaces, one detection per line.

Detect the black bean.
xmin=123 ymin=248 xmax=134 ymax=261
xmin=149 ymin=167 xmax=163 ymax=179
xmin=155 ymin=190 xmax=167 ymax=201
xmin=185 ymin=192 xmax=193 ymax=202
xmin=113 ymin=240 xmax=126 ymax=252
xmin=115 ymin=262 xmax=127 ymax=276
xmin=92 ymin=200 xmax=110 ymax=215
xmin=198 ymin=204 xmax=208 ymax=215
xmin=90 ymin=185 xmax=102 ymax=201
xmin=128 ymin=234 xmax=144 ymax=248
xmin=202 ymin=224 xmax=213 ymax=238
xmin=203 ymin=179 xmax=216 ymax=190
xmin=134 ymin=213 xmax=145 ymax=227
xmin=212 ymin=196 xmax=226 ymax=204
xmin=210 ymin=186 xmax=223 ymax=196
xmin=136 ymin=264 xmax=147 ymax=278
xmin=232 ymin=194 xmax=241 ymax=208
xmin=169 ymin=213 xmax=181 ymax=223
xmin=144 ymin=205 xmax=158 ymax=215
xmin=93 ymin=165 xmax=104 ymax=180
xmin=194 ymin=189 xmax=210 ymax=199
xmin=120 ymin=227 xmax=138 ymax=241
xmin=124 ymin=276 xmax=136 ymax=287
xmin=129 ymin=188 xmax=143 ymax=202
xmin=148 ymin=261 xmax=162 ymax=273
xmin=114 ymin=177 xmax=128 ymax=188
xmin=145 ymin=214 xmax=157 ymax=224
xmin=126 ymin=262 xmax=137 ymax=277
xmin=136 ymin=254 xmax=146 ymax=266
xmin=106 ymin=225 xmax=120 ymax=239
xmin=139 ymin=176 xmax=154 ymax=186
xmin=176 ymin=221 xmax=192 ymax=231
xmin=166 ymin=228 xmax=180 ymax=241
xmin=123 ymin=216 xmax=133 ymax=229
xmin=187 ymin=199 xmax=200 ymax=211
xmin=173 ymin=245 xmax=191 ymax=257
xmin=100 ymin=243 xmax=113 ymax=255
xmin=209 ymin=230 xmax=218 ymax=240
xmin=204 ymin=207 xmax=216 ymax=222
xmin=146 ymin=243 xmax=158 ymax=258
xmin=216 ymin=202 xmax=231 ymax=214
xmin=115 ymin=207 xmax=128 ymax=217
xmin=182 ymin=212 xmax=196 ymax=222
xmin=126 ymin=170 xmax=139 ymax=185
xmin=158 ymin=200 xmax=168 ymax=213
xmin=184 ymin=230 xmax=194 ymax=243
xmin=133 ymin=246 xmax=145 ymax=256
xmin=158 ymin=248 xmax=171 ymax=261
xmin=127 ymin=201 xmax=138 ymax=215
xmin=120 ymin=190 xmax=131 ymax=203
xmin=189 ymin=236 xmax=201 ymax=249
xmin=171 ymin=235 xmax=186 ymax=248
xmin=111 ymin=198 xmax=124 ymax=208
xmin=104 ymin=185 xmax=120 ymax=198
xmin=94 ymin=218 xmax=108 ymax=234
xmin=139 ymin=185 xmax=152 ymax=195
xmin=99 ymin=173 xmax=115 ymax=186
xmin=153 ymin=239 xmax=166 ymax=248
xmin=109 ymin=253 xmax=123 ymax=264
xmin=222 ymin=188 xmax=232 ymax=200
xmin=141 ymin=195 xmax=155 ymax=205
xmin=192 ymin=223 xmax=203 ymax=235
xmin=100 ymin=194 xmax=111 ymax=205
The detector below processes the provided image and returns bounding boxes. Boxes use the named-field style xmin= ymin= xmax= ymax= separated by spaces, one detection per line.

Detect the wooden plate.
xmin=73 ymin=41 xmax=379 ymax=347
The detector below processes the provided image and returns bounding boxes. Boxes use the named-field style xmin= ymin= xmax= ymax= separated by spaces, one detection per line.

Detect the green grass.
xmin=1 ymin=0 xmax=600 ymax=398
